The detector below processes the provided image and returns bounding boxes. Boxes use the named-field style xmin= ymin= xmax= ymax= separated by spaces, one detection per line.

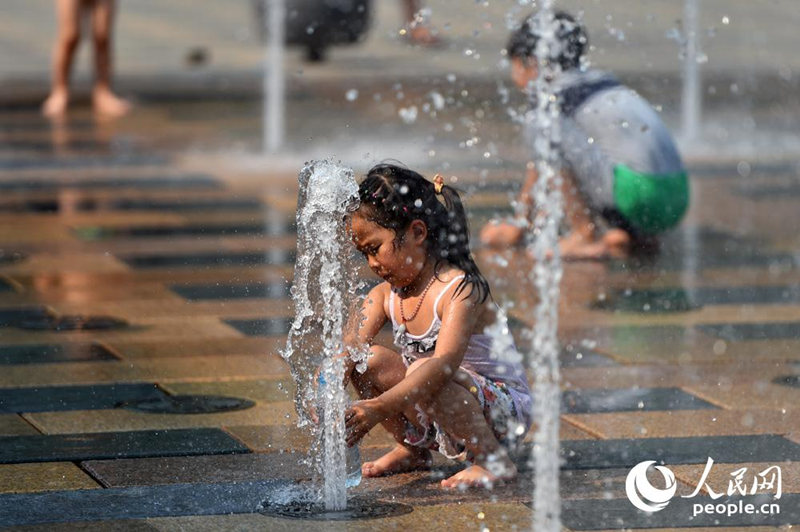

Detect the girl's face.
xmin=350 ymin=210 xmax=428 ymax=288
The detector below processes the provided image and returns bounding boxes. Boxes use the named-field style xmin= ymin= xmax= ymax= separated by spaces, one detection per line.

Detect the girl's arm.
xmin=370 ymin=284 xmax=480 ymax=416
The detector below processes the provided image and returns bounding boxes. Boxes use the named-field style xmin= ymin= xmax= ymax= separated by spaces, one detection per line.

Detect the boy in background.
xmin=481 ymin=11 xmax=688 ymax=259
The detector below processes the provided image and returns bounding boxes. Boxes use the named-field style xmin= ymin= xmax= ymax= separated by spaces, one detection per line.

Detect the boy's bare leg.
xmin=406 ymin=361 xmax=517 ymax=489
xmin=43 ymin=0 xmax=83 ymax=117
xmin=350 ymin=346 xmax=431 ymax=477
xmin=90 ymin=0 xmax=129 ymax=117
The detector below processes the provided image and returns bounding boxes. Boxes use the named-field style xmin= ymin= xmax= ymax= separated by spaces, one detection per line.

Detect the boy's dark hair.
xmin=506 ymin=10 xmax=588 ymax=71
xmin=358 ymin=163 xmax=490 ymax=303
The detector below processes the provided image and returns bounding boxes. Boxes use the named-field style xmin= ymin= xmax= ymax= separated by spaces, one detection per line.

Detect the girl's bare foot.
xmin=42 ymin=90 xmax=70 ymax=118
xmin=441 ymin=459 xmax=518 ymax=490
xmin=362 ymin=444 xmax=432 ymax=477
xmin=93 ymin=88 xmax=131 ymax=117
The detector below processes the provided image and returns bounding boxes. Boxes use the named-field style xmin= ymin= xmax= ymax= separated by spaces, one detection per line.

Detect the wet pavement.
xmin=1 ymin=1 xmax=800 ymax=529
xmin=0 ymin=100 xmax=798 ymax=531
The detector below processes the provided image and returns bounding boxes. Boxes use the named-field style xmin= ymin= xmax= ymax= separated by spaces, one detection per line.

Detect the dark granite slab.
xmin=0 ymin=175 xmax=219 ymax=192
xmin=595 ymin=285 xmax=800 ymax=313
xmin=16 ymin=314 xmax=130 ymax=332
xmin=0 ymin=383 xmax=167 ymax=413
xmin=0 ymin=307 xmax=51 ymax=327
xmin=562 ymin=387 xmax=716 ymax=414
xmin=171 ymin=281 xmax=291 ymax=301
xmin=563 ymin=494 xmax=799 ymax=529
xmin=559 ymin=435 xmax=800 ymax=470
xmin=0 ymin=120 xmax=93 ymax=133
xmin=687 ymin=161 xmax=798 ymax=178
xmin=0 ymin=140 xmax=110 ymax=152
xmin=0 ymin=479 xmax=285 ymax=527
xmin=609 ymin=227 xmax=799 ymax=273
xmin=103 ymin=197 xmax=263 ymax=212
xmin=119 ymin=250 xmax=295 ymax=269
xmin=0 ymin=250 xmax=27 ymax=265
xmin=75 ymin=221 xmax=295 ymax=240
xmin=735 ymin=181 xmax=800 ymax=199
xmin=0 ymin=428 xmax=249 ymax=464
xmin=0 ymin=155 xmax=167 ymax=171
xmin=0 ymin=343 xmax=118 ymax=365
xmin=698 ymin=322 xmax=800 ymax=341
xmin=224 ymin=318 xmax=292 ymax=337
xmin=82 ymin=452 xmax=313 ymax=487
xmin=560 ymin=344 xmax=618 ymax=367
xmin=0 ymin=199 xmax=63 ymax=213
xmin=772 ymin=375 xmax=800 ymax=388
xmin=0 ymin=197 xmax=262 ymax=214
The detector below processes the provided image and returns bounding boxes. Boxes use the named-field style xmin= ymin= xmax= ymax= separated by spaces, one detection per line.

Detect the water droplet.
xmin=414 ymin=199 xmax=423 ymax=208
xmin=345 ymin=89 xmax=358 ymax=102
xmin=429 ymin=91 xmax=445 ymax=110
xmin=398 ymin=106 xmax=418 ymax=124
xmin=722 ymin=16 xmax=730 ymax=24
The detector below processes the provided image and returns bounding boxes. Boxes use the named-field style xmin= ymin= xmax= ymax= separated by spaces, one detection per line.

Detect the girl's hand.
xmin=345 ymin=399 xmax=386 ymax=447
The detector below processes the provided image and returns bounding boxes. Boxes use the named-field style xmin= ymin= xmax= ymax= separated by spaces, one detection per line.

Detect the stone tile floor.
xmin=0 ymin=107 xmax=798 ymax=531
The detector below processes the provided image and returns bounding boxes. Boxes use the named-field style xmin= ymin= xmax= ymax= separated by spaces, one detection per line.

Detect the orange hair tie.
xmin=433 ymin=174 xmax=445 ymax=194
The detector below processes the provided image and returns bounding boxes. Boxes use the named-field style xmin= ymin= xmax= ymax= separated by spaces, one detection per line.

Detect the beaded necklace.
xmin=396 ymin=274 xmax=436 ymax=337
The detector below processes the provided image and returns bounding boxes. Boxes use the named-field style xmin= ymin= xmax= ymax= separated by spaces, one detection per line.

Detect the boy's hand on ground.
xmin=345 ymin=399 xmax=385 ymax=447
xmin=480 ymin=220 xmax=525 ymax=248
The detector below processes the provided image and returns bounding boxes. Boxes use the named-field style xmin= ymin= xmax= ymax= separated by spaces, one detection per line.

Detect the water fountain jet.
xmin=526 ymin=3 xmax=564 ymax=530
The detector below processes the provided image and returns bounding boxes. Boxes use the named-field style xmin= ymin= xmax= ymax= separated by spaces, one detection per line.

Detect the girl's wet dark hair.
xmin=358 ymin=163 xmax=490 ymax=303
xmin=506 ymin=10 xmax=587 ymax=71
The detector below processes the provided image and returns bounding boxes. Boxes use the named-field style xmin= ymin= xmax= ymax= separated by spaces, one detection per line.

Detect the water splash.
xmin=281 ymin=159 xmax=363 ymax=510
xmin=527 ymin=3 xmax=563 ymax=531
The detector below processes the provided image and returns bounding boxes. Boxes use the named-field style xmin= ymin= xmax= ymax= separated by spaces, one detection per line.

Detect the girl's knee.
xmin=351 ymin=345 xmax=404 ymax=393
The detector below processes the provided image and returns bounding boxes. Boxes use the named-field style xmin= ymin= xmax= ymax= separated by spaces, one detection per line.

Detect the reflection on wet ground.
xmin=0 ymin=108 xmax=798 ymax=530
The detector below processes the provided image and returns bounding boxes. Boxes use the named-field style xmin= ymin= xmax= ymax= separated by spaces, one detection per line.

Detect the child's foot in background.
xmin=93 ymin=88 xmax=130 ymax=117
xmin=362 ymin=444 xmax=431 ymax=477
xmin=42 ymin=90 xmax=69 ymax=118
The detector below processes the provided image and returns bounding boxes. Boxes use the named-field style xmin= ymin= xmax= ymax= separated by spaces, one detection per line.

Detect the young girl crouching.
xmin=344 ymin=163 xmax=532 ymax=489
